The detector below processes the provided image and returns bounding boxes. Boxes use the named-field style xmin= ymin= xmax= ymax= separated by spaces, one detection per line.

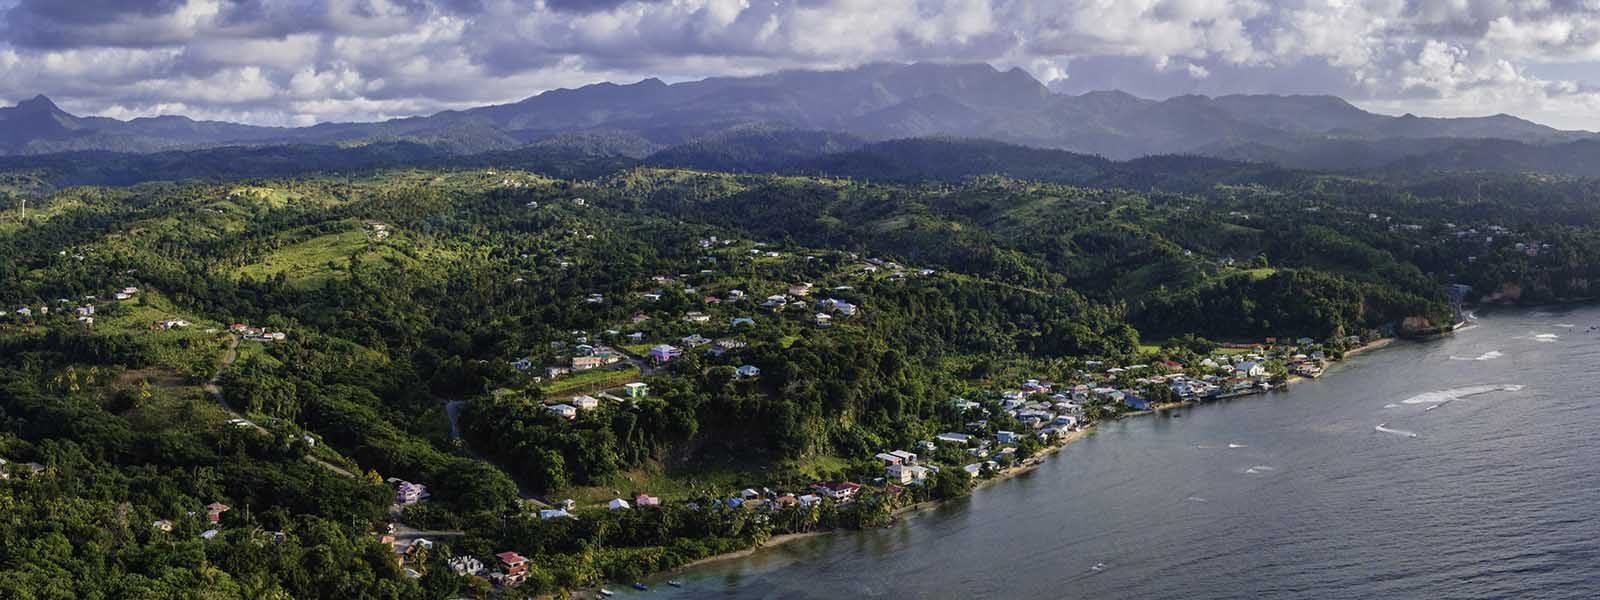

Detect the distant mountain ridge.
xmin=4 ymin=62 xmax=1598 ymax=174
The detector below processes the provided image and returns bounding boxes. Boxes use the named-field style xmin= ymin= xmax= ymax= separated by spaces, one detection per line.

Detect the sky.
xmin=4 ymin=0 xmax=1600 ymax=130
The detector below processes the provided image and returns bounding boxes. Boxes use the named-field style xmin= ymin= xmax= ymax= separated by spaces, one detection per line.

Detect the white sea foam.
xmin=1534 ymin=333 xmax=1560 ymax=342
xmin=1185 ymin=496 xmax=1208 ymax=503
xmin=1244 ymin=465 xmax=1276 ymax=474
xmin=1196 ymin=445 xmax=1217 ymax=449
xmin=1375 ymin=424 xmax=1417 ymax=438
xmin=1227 ymin=443 xmax=1248 ymax=448
xmin=1383 ymin=403 xmax=1401 ymax=409
xmin=1449 ymin=350 xmax=1504 ymax=361
xmin=1556 ymin=324 xmax=1576 ymax=328
xmin=1400 ymin=384 xmax=1523 ymax=405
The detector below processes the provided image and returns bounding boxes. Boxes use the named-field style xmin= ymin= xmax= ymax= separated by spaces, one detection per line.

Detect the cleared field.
xmin=235 ymin=228 xmax=415 ymax=287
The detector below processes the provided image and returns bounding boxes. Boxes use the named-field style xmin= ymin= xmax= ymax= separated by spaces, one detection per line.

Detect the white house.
xmin=607 ymin=498 xmax=631 ymax=510
xmin=547 ymin=404 xmax=578 ymax=419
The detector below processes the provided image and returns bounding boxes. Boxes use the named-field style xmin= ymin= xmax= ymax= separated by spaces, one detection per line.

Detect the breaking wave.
xmin=1449 ymin=350 xmax=1504 ymax=361
xmin=1227 ymin=443 xmax=1248 ymax=449
xmin=1400 ymin=384 xmax=1523 ymax=405
xmin=1375 ymin=424 xmax=1417 ymax=438
xmin=1244 ymin=465 xmax=1276 ymax=474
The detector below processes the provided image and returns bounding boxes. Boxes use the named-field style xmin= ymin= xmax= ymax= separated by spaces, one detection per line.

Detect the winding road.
xmin=207 ymin=334 xmax=354 ymax=478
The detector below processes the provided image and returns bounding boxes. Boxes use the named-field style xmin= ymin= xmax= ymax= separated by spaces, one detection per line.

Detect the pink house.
xmin=634 ymin=494 xmax=661 ymax=507
xmin=648 ymin=344 xmax=681 ymax=363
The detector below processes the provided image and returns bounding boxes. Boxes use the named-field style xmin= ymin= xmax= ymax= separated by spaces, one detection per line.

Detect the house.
xmin=963 ymin=463 xmax=983 ymax=478
xmin=634 ymin=494 xmax=661 ymax=507
xmin=511 ymin=358 xmax=534 ymax=371
xmin=681 ymin=333 xmax=711 ymax=347
xmin=538 ymin=508 xmax=573 ymax=520
xmin=1123 ymin=396 xmax=1150 ymax=411
xmin=545 ymin=365 xmax=571 ymax=379
xmin=887 ymin=463 xmax=914 ymax=484
xmin=14 ymin=308 xmax=31 ymax=318
xmin=547 ymin=403 xmax=578 ymax=419
xmin=205 ymin=502 xmax=230 ymax=524
xmin=730 ymin=316 xmax=755 ymax=327
xmin=571 ymin=355 xmax=604 ymax=370
xmin=624 ymin=382 xmax=649 ymax=398
xmin=395 ymin=481 xmax=429 ymax=505
xmin=1235 ymin=361 xmax=1267 ymax=378
xmin=797 ymin=494 xmax=822 ymax=507
xmin=75 ymin=306 xmax=94 ymax=317
xmin=788 ymin=283 xmax=813 ymax=297
xmin=152 ymin=519 xmax=174 ymax=532
xmin=706 ymin=338 xmax=747 ymax=357
xmin=875 ymin=452 xmax=904 ymax=466
xmin=570 ymin=395 xmax=600 ymax=410
xmin=626 ymin=331 xmax=646 ymax=343
xmin=649 ymin=344 xmax=682 ymax=363
xmin=811 ymin=482 xmax=861 ymax=503
xmin=936 ymin=432 xmax=973 ymax=445
xmin=996 ymin=431 xmax=1018 ymax=444
xmin=740 ymin=488 xmax=762 ymax=500
xmin=607 ymin=498 xmax=631 ymax=510
xmin=448 ymin=555 xmax=484 ymax=576
xmin=736 ymin=365 xmax=761 ymax=379
xmin=200 ymin=529 xmax=220 ymax=540
xmin=497 ymin=551 xmax=527 ymax=586
xmin=683 ymin=311 xmax=711 ymax=323
xmin=890 ymin=450 xmax=917 ymax=464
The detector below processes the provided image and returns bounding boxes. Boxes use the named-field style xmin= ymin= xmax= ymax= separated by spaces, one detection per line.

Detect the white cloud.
xmin=3 ymin=0 xmax=1600 ymax=129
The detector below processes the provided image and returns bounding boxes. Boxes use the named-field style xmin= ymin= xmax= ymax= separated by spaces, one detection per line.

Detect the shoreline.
xmin=592 ymin=336 xmax=1402 ymax=589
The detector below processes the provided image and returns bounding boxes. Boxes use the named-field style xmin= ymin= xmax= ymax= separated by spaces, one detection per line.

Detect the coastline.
xmin=600 ymin=335 xmax=1402 ymax=589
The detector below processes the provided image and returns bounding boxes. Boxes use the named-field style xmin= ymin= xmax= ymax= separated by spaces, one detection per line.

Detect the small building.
xmin=538 ymin=508 xmax=573 ymax=520
xmin=448 ymin=555 xmax=484 ymax=576
xmin=205 ymin=502 xmax=230 ymax=524
xmin=607 ymin=498 xmax=631 ymax=510
xmin=736 ymin=365 xmax=761 ymax=379
xmin=649 ymin=344 xmax=682 ymax=363
xmin=496 ymin=551 xmax=527 ymax=586
xmin=395 ymin=481 xmax=429 ymax=505
xmin=623 ymin=382 xmax=649 ymax=398
xmin=570 ymin=395 xmax=600 ymax=410
xmin=634 ymin=494 xmax=661 ymax=507
xmin=547 ymin=404 xmax=578 ymax=419
xmin=936 ymin=432 xmax=973 ymax=445
xmin=996 ymin=431 xmax=1018 ymax=444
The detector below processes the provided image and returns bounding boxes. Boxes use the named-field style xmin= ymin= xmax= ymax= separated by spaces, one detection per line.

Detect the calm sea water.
xmin=630 ymin=307 xmax=1600 ymax=599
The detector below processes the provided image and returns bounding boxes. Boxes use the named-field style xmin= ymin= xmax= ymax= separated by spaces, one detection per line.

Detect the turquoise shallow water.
xmin=627 ymin=307 xmax=1600 ymax=599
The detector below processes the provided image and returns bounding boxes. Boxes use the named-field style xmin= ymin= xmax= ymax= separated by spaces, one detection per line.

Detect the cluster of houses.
xmin=545 ymin=384 xmax=648 ymax=419
xmin=230 ymin=323 xmax=287 ymax=342
xmin=8 ymin=286 xmax=147 ymax=328
xmin=524 ymin=342 xmax=626 ymax=379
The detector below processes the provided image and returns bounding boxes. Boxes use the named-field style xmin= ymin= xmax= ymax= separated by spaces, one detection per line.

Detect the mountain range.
xmin=4 ymin=62 xmax=1600 ymax=175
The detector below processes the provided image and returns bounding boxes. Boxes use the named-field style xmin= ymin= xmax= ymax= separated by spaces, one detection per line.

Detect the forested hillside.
xmin=2 ymin=164 xmax=1598 ymax=598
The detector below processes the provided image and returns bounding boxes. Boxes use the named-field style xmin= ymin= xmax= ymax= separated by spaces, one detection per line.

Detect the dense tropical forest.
xmin=3 ymin=151 xmax=1600 ymax=599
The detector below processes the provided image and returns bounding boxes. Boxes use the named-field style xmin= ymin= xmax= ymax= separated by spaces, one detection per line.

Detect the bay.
xmin=628 ymin=307 xmax=1600 ymax=599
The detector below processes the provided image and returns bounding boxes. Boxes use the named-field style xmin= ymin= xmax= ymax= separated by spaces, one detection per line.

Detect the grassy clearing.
xmin=539 ymin=364 xmax=640 ymax=396
xmin=235 ymin=228 xmax=414 ymax=288
xmin=551 ymin=459 xmax=757 ymax=506
xmin=777 ymin=455 xmax=850 ymax=482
